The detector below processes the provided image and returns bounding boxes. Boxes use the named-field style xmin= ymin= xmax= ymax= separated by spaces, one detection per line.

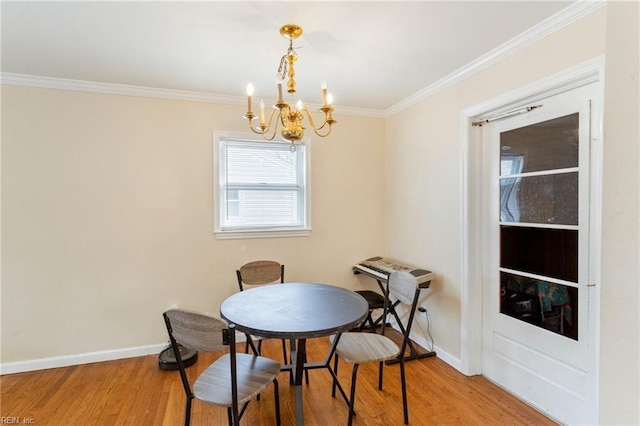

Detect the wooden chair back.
xmin=388 ymin=271 xmax=419 ymax=306
xmin=236 ymin=260 xmax=285 ymax=290
xmin=163 ymin=309 xmax=228 ymax=353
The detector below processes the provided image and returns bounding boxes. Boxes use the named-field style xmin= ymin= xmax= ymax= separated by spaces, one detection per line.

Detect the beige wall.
xmin=2 ymin=3 xmax=638 ymax=424
xmin=600 ymin=1 xmax=640 ymax=424
xmin=385 ymin=8 xmax=607 ymax=361
xmin=1 ymin=86 xmax=385 ymax=362
xmin=386 ymin=3 xmax=640 ymax=423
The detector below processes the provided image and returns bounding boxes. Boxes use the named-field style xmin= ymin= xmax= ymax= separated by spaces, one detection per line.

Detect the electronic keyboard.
xmin=353 ymin=256 xmax=435 ymax=287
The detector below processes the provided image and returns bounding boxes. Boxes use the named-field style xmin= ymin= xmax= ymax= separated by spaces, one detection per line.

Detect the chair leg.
xmin=331 ymin=353 xmax=339 ymax=397
xmin=347 ymin=364 xmax=361 ymax=426
xmin=328 ymin=355 xmax=351 ymax=406
xmin=281 ymin=339 xmax=287 ymax=364
xmin=273 ymin=378 xmax=281 ymax=426
xmin=289 ymin=339 xmax=295 ymax=385
xmin=226 ymin=407 xmax=232 ymax=425
xmin=378 ymin=360 xmax=384 ymax=390
xmin=400 ymin=358 xmax=409 ymax=424
xmin=304 ymin=353 xmax=310 ymax=384
xmin=231 ymin=405 xmax=240 ymax=426
xmin=185 ymin=395 xmax=193 ymax=426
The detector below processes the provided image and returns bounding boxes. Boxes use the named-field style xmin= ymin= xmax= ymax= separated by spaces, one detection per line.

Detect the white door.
xmin=481 ymin=83 xmax=599 ymax=425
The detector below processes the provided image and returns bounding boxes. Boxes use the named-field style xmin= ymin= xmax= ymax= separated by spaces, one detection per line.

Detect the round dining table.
xmin=220 ymin=282 xmax=368 ymax=426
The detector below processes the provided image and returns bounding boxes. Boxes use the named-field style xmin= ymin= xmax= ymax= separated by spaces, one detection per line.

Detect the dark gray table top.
xmin=220 ymin=283 xmax=368 ymax=339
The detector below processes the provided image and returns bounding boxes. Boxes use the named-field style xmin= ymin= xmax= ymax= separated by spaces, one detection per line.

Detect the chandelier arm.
xmin=247 ymin=108 xmax=279 ymax=138
xmin=300 ymin=106 xmax=335 ymax=139
xmin=263 ymin=111 xmax=280 ymax=141
xmin=315 ymin=121 xmax=329 ymax=131
xmin=299 ymin=106 xmax=323 ymax=132
xmin=265 ymin=107 xmax=279 ymax=131
xmin=262 ymin=129 xmax=279 ymax=141
xmin=247 ymin=123 xmax=266 ymax=135
xmin=313 ymin=124 xmax=334 ymax=138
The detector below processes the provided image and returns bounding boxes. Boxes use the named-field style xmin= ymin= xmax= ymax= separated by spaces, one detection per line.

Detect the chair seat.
xmin=334 ymin=333 xmax=400 ymax=364
xmin=355 ymin=290 xmax=386 ymax=310
xmin=194 ymin=353 xmax=281 ymax=407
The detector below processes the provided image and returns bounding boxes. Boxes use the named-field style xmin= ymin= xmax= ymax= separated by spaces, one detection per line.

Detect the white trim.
xmin=413 ymin=337 xmax=462 ymax=373
xmin=386 ymin=321 xmax=462 ymax=372
xmin=0 ymin=72 xmax=384 ymax=118
xmin=499 ymin=267 xmax=580 ymax=289
xmin=0 ymin=343 xmax=167 ymax=375
xmin=501 ymin=167 xmax=579 ymax=179
xmin=460 ymin=56 xmax=604 ymax=376
xmin=214 ymin=228 xmax=312 ymax=240
xmin=0 ymin=331 xmax=252 ymax=375
xmin=498 ymin=221 xmax=580 ymax=231
xmin=499 ymin=222 xmax=579 ymax=231
xmin=212 ymin=131 xmax=312 ymax=240
xmin=0 ymin=1 xmax=602 ymax=121
xmin=465 ymin=56 xmax=603 ymax=120
xmin=0 ymin=72 xmax=239 ymax=105
xmin=386 ymin=0 xmax=606 ymax=117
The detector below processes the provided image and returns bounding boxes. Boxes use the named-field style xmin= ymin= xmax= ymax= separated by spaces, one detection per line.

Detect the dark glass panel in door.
xmin=500 ymin=226 xmax=578 ymax=283
xmin=500 ymin=113 xmax=579 ymax=173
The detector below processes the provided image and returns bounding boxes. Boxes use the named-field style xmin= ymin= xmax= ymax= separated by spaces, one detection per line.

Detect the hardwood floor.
xmin=1 ymin=335 xmax=557 ymax=425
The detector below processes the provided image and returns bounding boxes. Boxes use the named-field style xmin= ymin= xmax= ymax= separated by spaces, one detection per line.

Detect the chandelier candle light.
xmin=243 ymin=24 xmax=336 ymax=149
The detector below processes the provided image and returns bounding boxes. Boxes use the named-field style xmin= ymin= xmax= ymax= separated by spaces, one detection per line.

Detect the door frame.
xmin=459 ymin=56 xmax=603 ymax=409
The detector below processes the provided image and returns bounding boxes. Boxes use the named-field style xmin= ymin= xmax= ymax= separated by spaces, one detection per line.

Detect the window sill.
xmin=214 ymin=228 xmax=311 ymax=240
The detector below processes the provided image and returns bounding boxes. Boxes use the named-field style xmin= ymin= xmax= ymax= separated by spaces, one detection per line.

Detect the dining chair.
xmin=236 ymin=260 xmax=286 ymax=358
xmin=236 ymin=260 xmax=309 ymax=384
xmin=163 ymin=309 xmax=282 ymax=426
xmin=354 ymin=289 xmax=387 ymax=331
xmin=329 ymin=271 xmax=416 ymax=425
xmin=236 ymin=260 xmax=285 ymax=292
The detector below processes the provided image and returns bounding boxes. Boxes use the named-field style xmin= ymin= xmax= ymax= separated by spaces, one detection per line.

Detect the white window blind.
xmin=217 ymin=138 xmax=309 ymax=236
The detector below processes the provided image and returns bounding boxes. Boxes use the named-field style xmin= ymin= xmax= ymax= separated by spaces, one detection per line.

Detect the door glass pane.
xmin=501 ymin=226 xmax=578 ymax=282
xmin=500 ymin=172 xmax=578 ymax=225
xmin=500 ymin=113 xmax=579 ymax=173
xmin=497 ymin=110 xmax=581 ymax=340
xmin=500 ymin=271 xmax=578 ymax=340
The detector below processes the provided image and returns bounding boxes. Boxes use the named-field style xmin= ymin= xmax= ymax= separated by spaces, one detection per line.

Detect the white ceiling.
xmin=1 ymin=1 xmax=575 ymax=112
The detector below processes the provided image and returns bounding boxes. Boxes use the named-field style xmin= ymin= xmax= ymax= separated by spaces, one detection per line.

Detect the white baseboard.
xmin=408 ymin=332 xmax=463 ymax=373
xmin=0 ymin=343 xmax=167 ymax=375
xmin=370 ymin=318 xmax=464 ymax=373
xmin=0 ymin=333 xmax=252 ymax=375
xmin=0 ymin=330 xmax=465 ymax=377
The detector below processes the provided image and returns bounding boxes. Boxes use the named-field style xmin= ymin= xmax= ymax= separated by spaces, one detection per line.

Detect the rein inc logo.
xmin=0 ymin=418 xmax=35 ymax=424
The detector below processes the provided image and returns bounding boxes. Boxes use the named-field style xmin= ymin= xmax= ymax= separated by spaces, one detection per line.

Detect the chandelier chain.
xmin=277 ymin=39 xmax=296 ymax=82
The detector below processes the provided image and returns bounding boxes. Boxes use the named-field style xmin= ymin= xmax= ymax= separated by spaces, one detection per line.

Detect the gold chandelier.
xmin=243 ymin=24 xmax=336 ymax=149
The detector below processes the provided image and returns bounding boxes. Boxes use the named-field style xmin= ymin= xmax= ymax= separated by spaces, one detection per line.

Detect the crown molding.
xmin=0 ymin=72 xmax=246 ymax=105
xmin=384 ymin=0 xmax=607 ymax=118
xmin=0 ymin=72 xmax=385 ymax=118
xmin=1 ymin=0 xmax=604 ymax=120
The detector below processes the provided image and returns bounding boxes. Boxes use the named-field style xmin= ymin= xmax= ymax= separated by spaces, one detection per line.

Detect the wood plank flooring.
xmin=1 ymin=335 xmax=557 ymax=425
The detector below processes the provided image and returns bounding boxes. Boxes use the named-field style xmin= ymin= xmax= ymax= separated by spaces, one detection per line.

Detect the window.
xmin=214 ymin=133 xmax=310 ymax=239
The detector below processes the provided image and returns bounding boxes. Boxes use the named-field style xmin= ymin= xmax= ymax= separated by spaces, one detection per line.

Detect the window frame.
xmin=213 ymin=131 xmax=311 ymax=239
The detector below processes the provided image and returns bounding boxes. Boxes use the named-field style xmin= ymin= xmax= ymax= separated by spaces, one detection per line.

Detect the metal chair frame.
xmin=163 ymin=309 xmax=281 ymax=426
xmin=236 ymin=260 xmax=309 ymax=384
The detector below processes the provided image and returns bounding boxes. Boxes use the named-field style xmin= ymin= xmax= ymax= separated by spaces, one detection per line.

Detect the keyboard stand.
xmin=375 ymin=278 xmax=437 ymax=364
